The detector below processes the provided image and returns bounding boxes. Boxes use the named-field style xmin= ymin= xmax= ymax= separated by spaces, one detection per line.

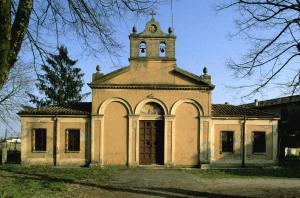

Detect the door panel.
xmin=139 ymin=120 xmax=164 ymax=165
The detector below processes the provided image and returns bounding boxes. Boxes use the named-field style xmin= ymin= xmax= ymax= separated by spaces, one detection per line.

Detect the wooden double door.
xmin=139 ymin=120 xmax=164 ymax=165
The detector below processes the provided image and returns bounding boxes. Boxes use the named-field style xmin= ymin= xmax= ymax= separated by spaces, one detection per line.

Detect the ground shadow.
xmin=0 ymin=168 xmax=250 ymax=198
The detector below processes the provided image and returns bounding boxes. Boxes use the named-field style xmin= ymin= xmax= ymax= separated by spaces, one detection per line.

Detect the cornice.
xmin=88 ymin=83 xmax=213 ymax=91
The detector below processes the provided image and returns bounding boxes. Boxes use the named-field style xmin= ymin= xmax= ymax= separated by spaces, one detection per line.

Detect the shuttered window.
xmin=33 ymin=129 xmax=47 ymax=151
xmin=221 ymin=131 xmax=234 ymax=153
xmin=66 ymin=129 xmax=80 ymax=152
xmin=253 ymin=132 xmax=266 ymax=153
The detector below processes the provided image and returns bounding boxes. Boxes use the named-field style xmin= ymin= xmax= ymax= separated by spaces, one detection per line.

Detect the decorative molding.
xmin=135 ymin=98 xmax=168 ymax=115
xmin=98 ymin=98 xmax=133 ymax=115
xmin=89 ymin=84 xmax=212 ymax=90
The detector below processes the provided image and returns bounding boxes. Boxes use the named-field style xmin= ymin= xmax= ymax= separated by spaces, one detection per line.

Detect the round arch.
xmin=135 ymin=98 xmax=168 ymax=115
xmin=98 ymin=97 xmax=133 ymax=115
xmin=170 ymin=99 xmax=204 ymax=116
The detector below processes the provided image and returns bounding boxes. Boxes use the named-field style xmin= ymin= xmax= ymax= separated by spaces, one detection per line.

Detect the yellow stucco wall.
xmin=174 ymin=103 xmax=199 ymax=166
xmin=21 ymin=117 xmax=90 ymax=166
xmin=211 ymin=119 xmax=277 ymax=165
xmin=103 ymin=102 xmax=128 ymax=165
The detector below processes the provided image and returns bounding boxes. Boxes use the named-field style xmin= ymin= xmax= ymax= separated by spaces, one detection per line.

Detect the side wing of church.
xmin=18 ymin=17 xmax=279 ymax=167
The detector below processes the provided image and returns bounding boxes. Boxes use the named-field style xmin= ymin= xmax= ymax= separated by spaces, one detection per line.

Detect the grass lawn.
xmin=0 ymin=164 xmax=116 ymax=198
xmin=1 ymin=165 xmax=300 ymax=198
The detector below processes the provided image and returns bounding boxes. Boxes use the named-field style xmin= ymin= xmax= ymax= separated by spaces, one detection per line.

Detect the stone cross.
xmin=150 ymin=10 xmax=156 ymax=19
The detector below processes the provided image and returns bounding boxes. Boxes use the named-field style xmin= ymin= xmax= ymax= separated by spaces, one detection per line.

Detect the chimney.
xmin=254 ymin=99 xmax=259 ymax=107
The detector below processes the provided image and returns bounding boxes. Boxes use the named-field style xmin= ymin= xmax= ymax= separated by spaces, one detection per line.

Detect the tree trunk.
xmin=0 ymin=0 xmax=33 ymax=89
xmin=0 ymin=0 xmax=11 ymax=89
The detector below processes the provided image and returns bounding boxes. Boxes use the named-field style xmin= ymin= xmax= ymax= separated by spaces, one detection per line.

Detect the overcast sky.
xmin=1 ymin=1 xmax=289 ymax=137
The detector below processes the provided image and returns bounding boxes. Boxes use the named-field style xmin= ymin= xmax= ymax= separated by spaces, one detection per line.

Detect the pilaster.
xmin=90 ymin=114 xmax=104 ymax=166
xmin=128 ymin=115 xmax=139 ymax=167
xmin=164 ymin=115 xmax=175 ymax=166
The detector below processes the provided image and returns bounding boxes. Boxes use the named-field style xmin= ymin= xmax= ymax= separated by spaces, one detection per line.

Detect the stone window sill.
xmin=32 ymin=150 xmax=47 ymax=153
xmin=252 ymin=152 xmax=267 ymax=155
xmin=65 ymin=151 xmax=80 ymax=153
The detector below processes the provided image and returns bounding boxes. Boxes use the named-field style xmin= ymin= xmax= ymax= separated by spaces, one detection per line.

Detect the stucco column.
xmin=164 ymin=115 xmax=175 ymax=166
xmin=20 ymin=118 xmax=26 ymax=164
xmin=128 ymin=115 xmax=139 ymax=167
xmin=55 ymin=117 xmax=60 ymax=165
xmin=1 ymin=142 xmax=7 ymax=164
xmin=200 ymin=117 xmax=210 ymax=164
xmin=210 ymin=119 xmax=215 ymax=162
xmin=90 ymin=114 xmax=103 ymax=166
xmin=272 ymin=120 xmax=279 ymax=162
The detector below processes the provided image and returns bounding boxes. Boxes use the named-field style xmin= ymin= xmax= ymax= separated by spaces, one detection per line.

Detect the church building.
xmin=19 ymin=16 xmax=279 ymax=167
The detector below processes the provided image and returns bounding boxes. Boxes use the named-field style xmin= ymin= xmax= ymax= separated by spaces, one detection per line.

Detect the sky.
xmin=0 ymin=1 xmax=287 ymax=137
xmin=68 ymin=0 xmax=280 ymax=105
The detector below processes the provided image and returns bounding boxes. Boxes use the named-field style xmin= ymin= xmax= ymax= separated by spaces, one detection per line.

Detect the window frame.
xmin=220 ymin=131 xmax=234 ymax=154
xmin=252 ymin=131 xmax=266 ymax=154
xmin=65 ymin=128 xmax=81 ymax=153
xmin=32 ymin=128 xmax=47 ymax=152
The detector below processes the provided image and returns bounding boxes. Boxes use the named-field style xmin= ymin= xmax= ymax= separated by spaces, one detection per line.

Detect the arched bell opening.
xmin=159 ymin=42 xmax=166 ymax=57
xmin=139 ymin=41 xmax=147 ymax=57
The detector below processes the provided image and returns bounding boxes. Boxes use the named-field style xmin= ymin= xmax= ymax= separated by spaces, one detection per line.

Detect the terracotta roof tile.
xmin=18 ymin=102 xmax=278 ymax=118
xmin=212 ymin=104 xmax=279 ymax=118
xmin=18 ymin=102 xmax=91 ymax=116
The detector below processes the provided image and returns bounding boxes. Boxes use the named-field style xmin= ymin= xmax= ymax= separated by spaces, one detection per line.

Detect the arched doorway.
xmin=139 ymin=102 xmax=164 ymax=165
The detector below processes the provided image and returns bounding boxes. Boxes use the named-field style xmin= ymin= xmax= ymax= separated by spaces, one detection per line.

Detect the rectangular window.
xmin=253 ymin=132 xmax=266 ymax=153
xmin=221 ymin=131 xmax=234 ymax=153
xmin=66 ymin=129 xmax=80 ymax=152
xmin=33 ymin=129 xmax=46 ymax=151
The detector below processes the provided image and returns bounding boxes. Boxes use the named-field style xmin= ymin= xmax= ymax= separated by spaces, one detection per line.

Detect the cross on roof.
xmin=150 ymin=10 xmax=156 ymax=19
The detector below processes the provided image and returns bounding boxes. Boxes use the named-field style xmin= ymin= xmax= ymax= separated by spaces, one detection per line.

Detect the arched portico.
xmin=170 ymin=99 xmax=203 ymax=116
xmin=91 ymin=98 xmax=133 ymax=166
xmin=134 ymin=99 xmax=167 ymax=165
xmin=170 ymin=99 xmax=208 ymax=166
xmin=98 ymin=97 xmax=133 ymax=115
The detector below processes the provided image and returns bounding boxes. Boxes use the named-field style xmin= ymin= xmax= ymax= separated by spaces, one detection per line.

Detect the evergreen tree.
xmin=28 ymin=46 xmax=87 ymax=107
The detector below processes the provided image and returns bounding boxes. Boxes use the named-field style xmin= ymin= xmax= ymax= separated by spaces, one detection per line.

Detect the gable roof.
xmin=173 ymin=67 xmax=214 ymax=88
xmin=18 ymin=102 xmax=91 ymax=116
xmin=242 ymin=94 xmax=300 ymax=108
xmin=18 ymin=102 xmax=277 ymax=118
xmin=89 ymin=65 xmax=215 ymax=90
xmin=212 ymin=104 xmax=279 ymax=118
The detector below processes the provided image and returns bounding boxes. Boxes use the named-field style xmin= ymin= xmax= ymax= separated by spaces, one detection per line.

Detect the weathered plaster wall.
xmin=103 ymin=102 xmax=128 ymax=165
xmin=211 ymin=119 xmax=278 ymax=166
xmin=20 ymin=116 xmax=90 ymax=166
xmin=174 ymin=103 xmax=199 ymax=166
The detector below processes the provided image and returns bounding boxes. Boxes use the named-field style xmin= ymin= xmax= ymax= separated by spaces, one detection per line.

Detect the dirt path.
xmin=65 ymin=168 xmax=300 ymax=198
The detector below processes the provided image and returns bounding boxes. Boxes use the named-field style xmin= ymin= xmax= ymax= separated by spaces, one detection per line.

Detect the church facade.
xmin=19 ymin=17 xmax=279 ymax=167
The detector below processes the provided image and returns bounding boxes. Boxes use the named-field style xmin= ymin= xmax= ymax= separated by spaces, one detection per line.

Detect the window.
xmin=33 ymin=129 xmax=46 ymax=151
xmin=221 ymin=131 xmax=234 ymax=153
xmin=66 ymin=129 xmax=80 ymax=152
xmin=253 ymin=132 xmax=266 ymax=153
xmin=159 ymin=42 xmax=166 ymax=57
xmin=139 ymin=41 xmax=147 ymax=57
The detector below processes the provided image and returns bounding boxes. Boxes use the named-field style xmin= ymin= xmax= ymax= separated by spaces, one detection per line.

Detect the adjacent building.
xmin=243 ymin=95 xmax=300 ymax=160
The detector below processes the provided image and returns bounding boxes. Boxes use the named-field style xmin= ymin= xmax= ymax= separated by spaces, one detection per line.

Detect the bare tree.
xmin=0 ymin=60 xmax=33 ymax=136
xmin=218 ymin=0 xmax=300 ymax=97
xmin=0 ymin=0 xmax=159 ymax=89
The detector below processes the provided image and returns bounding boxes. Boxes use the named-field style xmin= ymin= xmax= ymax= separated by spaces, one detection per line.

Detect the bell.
xmin=141 ymin=48 xmax=145 ymax=53
xmin=160 ymin=48 xmax=165 ymax=53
